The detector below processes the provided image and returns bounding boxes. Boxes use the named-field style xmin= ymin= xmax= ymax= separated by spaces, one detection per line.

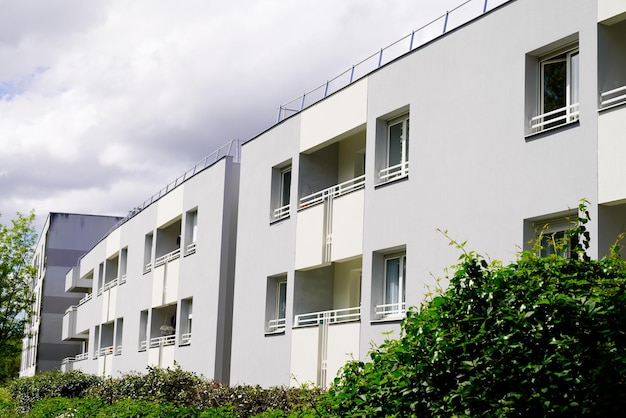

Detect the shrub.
xmin=9 ymin=370 xmax=102 ymax=413
xmin=326 ymin=202 xmax=626 ymax=416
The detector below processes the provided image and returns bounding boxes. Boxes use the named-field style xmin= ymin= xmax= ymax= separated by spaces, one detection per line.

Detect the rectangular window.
xmin=265 ymin=274 xmax=287 ymax=333
xmin=534 ymin=218 xmax=577 ymax=258
xmin=380 ymin=254 xmax=406 ymax=318
xmin=380 ymin=114 xmax=409 ymax=183
xmin=120 ymin=247 xmax=128 ymax=284
xmin=270 ymin=161 xmax=292 ymax=222
xmin=144 ymin=232 xmax=153 ymax=273
xmin=180 ymin=298 xmax=193 ymax=345
xmin=138 ymin=310 xmax=148 ymax=351
xmin=184 ymin=209 xmax=198 ymax=255
xmin=529 ymin=43 xmax=579 ymax=133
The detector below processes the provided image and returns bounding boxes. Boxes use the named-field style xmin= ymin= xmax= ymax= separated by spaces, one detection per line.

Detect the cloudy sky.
xmin=0 ymin=0 xmax=481 ymax=232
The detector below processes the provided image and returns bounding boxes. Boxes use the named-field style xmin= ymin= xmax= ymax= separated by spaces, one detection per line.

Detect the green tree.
xmin=0 ymin=211 xmax=37 ymax=382
xmin=325 ymin=202 xmax=626 ymax=416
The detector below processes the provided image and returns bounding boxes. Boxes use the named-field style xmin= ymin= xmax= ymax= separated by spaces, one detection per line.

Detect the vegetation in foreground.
xmin=5 ymin=201 xmax=626 ymax=416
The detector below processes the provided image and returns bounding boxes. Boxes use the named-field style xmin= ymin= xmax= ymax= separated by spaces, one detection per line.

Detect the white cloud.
xmin=0 ymin=0 xmax=466 ymax=231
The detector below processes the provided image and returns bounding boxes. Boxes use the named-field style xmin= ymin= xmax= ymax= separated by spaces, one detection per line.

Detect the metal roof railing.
xmin=276 ymin=0 xmax=511 ymax=122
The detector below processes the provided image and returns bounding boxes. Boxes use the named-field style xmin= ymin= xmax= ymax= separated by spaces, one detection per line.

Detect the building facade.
xmin=58 ymin=143 xmax=239 ymax=382
xmin=20 ymin=213 xmax=122 ymax=377
xmin=24 ymin=0 xmax=626 ymax=388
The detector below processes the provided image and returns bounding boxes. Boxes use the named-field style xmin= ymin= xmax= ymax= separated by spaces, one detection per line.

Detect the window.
xmin=120 ymin=247 xmax=128 ymax=284
xmin=184 ymin=209 xmax=198 ymax=255
xmin=144 ymin=232 xmax=153 ymax=273
xmin=377 ymin=112 xmax=409 ymax=184
xmin=380 ymin=254 xmax=406 ymax=318
xmin=270 ymin=161 xmax=292 ymax=222
xmin=533 ymin=217 xmax=577 ymax=258
xmin=528 ymin=42 xmax=579 ymax=133
xmin=265 ymin=274 xmax=287 ymax=333
xmin=138 ymin=310 xmax=148 ymax=351
xmin=180 ymin=298 xmax=193 ymax=345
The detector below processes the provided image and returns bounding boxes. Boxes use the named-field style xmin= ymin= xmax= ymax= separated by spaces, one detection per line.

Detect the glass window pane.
xmin=277 ymin=281 xmax=287 ymax=320
xmin=542 ymin=58 xmax=567 ymax=114
xmin=281 ymin=170 xmax=291 ymax=207
xmin=388 ymin=122 xmax=403 ymax=167
xmin=385 ymin=257 xmax=400 ymax=305
xmin=570 ymin=51 xmax=579 ymax=105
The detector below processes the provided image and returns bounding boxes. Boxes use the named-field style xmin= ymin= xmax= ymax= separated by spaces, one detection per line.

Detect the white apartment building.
xmin=25 ymin=0 xmax=626 ymax=388
xmin=20 ymin=213 xmax=122 ymax=377
xmin=57 ymin=143 xmax=239 ymax=382
xmin=229 ymin=0 xmax=626 ymax=387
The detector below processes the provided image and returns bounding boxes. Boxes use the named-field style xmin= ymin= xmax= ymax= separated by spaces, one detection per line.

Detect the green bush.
xmin=9 ymin=370 xmax=102 ymax=413
xmin=326 ymin=202 xmax=626 ymax=416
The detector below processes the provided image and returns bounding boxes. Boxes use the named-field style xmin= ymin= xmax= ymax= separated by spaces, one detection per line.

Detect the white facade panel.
xmin=330 ymin=190 xmax=364 ymax=262
xmin=598 ymin=107 xmax=626 ymax=204
xmin=289 ymin=327 xmax=319 ymax=386
xmin=300 ymin=80 xmax=368 ymax=152
xmin=325 ymin=322 xmax=360 ymax=388
xmin=295 ymin=205 xmax=325 ymax=269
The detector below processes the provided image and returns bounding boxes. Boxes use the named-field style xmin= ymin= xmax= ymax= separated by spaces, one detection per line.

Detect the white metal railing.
xmin=139 ymin=340 xmax=147 ymax=351
xmin=181 ymin=333 xmax=192 ymax=345
xmin=273 ymin=204 xmax=291 ymax=221
xmin=600 ymin=85 xmax=626 ymax=109
xmin=103 ymin=278 xmax=118 ymax=291
xmin=145 ymin=262 xmax=152 ymax=273
xmin=294 ymin=306 xmax=361 ymax=327
xmin=97 ymin=288 xmax=103 ymax=296
xmin=78 ymin=293 xmax=92 ymax=306
xmin=154 ymin=248 xmax=181 ymax=268
xmin=150 ymin=335 xmax=176 ymax=348
xmin=529 ymin=102 xmax=580 ymax=133
xmin=120 ymin=274 xmax=127 ymax=285
xmin=61 ymin=357 xmax=74 ymax=365
xmin=115 ymin=345 xmax=122 ymax=356
xmin=104 ymin=139 xmax=241 ymax=238
xmin=277 ymin=0 xmax=511 ymax=122
xmin=75 ymin=352 xmax=88 ymax=361
xmin=375 ymin=302 xmax=407 ymax=318
xmin=98 ymin=346 xmax=114 ymax=357
xmin=299 ymin=175 xmax=365 ymax=209
xmin=267 ymin=318 xmax=286 ymax=332
xmin=379 ymin=161 xmax=409 ymax=183
xmin=186 ymin=242 xmax=197 ymax=255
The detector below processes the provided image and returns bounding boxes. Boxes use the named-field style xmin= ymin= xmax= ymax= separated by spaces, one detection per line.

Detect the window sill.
xmin=264 ymin=329 xmax=285 ymax=337
xmin=524 ymin=119 xmax=579 ymax=140
xmin=375 ymin=174 xmax=409 ymax=189
xmin=370 ymin=315 xmax=405 ymax=325
xmin=270 ymin=215 xmax=290 ymax=225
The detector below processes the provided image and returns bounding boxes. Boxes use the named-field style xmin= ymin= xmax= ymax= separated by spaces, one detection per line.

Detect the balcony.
xmin=154 ymin=248 xmax=181 ymax=268
xmin=75 ymin=352 xmax=89 ymax=361
xmin=294 ymin=307 xmax=360 ymax=327
xmin=600 ymin=85 xmax=626 ymax=110
xmin=150 ymin=335 xmax=176 ymax=348
xmin=62 ymin=306 xmax=79 ymax=341
xmin=65 ymin=267 xmax=93 ymax=293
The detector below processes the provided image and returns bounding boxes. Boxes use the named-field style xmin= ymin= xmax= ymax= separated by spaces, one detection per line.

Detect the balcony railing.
xmin=150 ymin=335 xmax=176 ymax=348
xmin=294 ymin=306 xmax=361 ymax=327
xmin=186 ymin=242 xmax=197 ymax=255
xmin=78 ymin=293 xmax=92 ymax=306
xmin=139 ymin=340 xmax=147 ymax=351
xmin=273 ymin=204 xmax=291 ymax=221
xmin=119 ymin=274 xmax=127 ymax=285
xmin=145 ymin=262 xmax=152 ymax=273
xmin=267 ymin=318 xmax=286 ymax=333
xmin=75 ymin=352 xmax=89 ymax=361
xmin=154 ymin=248 xmax=181 ymax=268
xmin=600 ymin=85 xmax=626 ymax=110
xmin=529 ymin=102 xmax=580 ymax=133
xmin=375 ymin=302 xmax=407 ymax=318
xmin=115 ymin=345 xmax=122 ymax=356
xmin=277 ymin=0 xmax=511 ymax=122
xmin=379 ymin=161 xmax=409 ymax=183
xmin=103 ymin=278 xmax=118 ymax=291
xmin=180 ymin=332 xmax=192 ymax=345
xmin=98 ymin=346 xmax=114 ymax=357
xmin=61 ymin=357 xmax=74 ymax=365
xmin=299 ymin=175 xmax=365 ymax=209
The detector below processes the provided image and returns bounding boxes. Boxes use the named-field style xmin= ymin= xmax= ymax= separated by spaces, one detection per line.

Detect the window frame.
xmin=378 ymin=253 xmax=406 ymax=319
xmin=532 ymin=217 xmax=578 ymax=258
xmin=529 ymin=43 xmax=580 ymax=134
xmin=265 ymin=274 xmax=288 ymax=334
xmin=380 ymin=114 xmax=410 ymax=183
xmin=270 ymin=162 xmax=292 ymax=222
